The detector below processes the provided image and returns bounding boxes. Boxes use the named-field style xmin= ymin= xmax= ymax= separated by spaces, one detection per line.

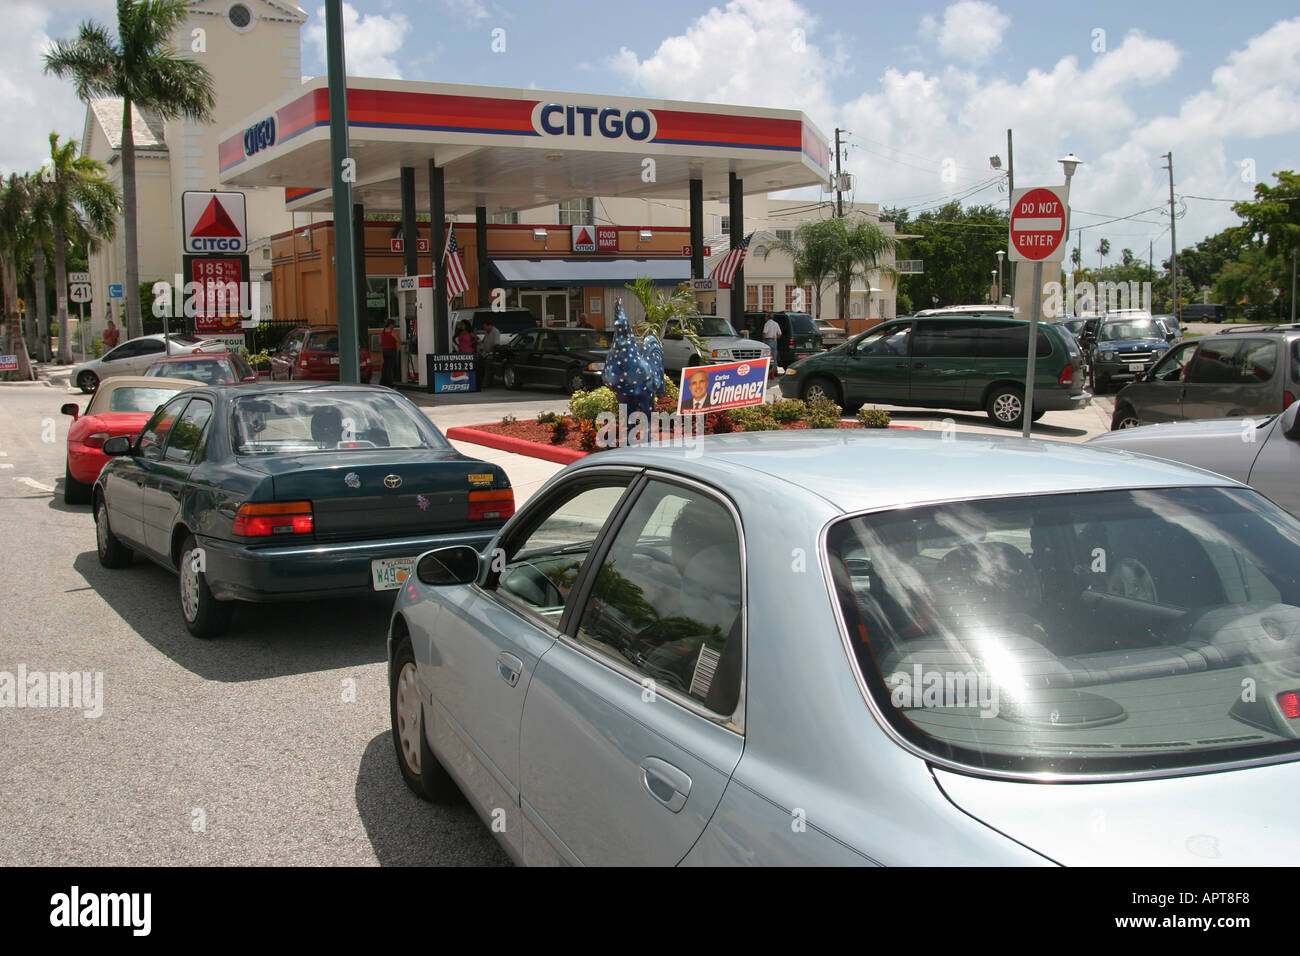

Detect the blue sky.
xmin=8 ymin=0 xmax=1300 ymax=264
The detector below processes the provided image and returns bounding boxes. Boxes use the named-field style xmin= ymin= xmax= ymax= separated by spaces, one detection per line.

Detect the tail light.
xmin=1285 ymin=391 xmax=1295 ymax=409
xmin=468 ymin=489 xmax=514 ymax=521
xmin=786 ymin=336 xmax=795 ymax=346
xmin=1279 ymin=691 xmax=1300 ymax=720
xmin=1058 ymin=366 xmax=1074 ymax=386
xmin=233 ymin=501 xmax=313 ymax=537
xmin=83 ymin=432 xmax=109 ymax=450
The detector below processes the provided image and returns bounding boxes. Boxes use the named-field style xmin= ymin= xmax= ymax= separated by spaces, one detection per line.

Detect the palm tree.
xmin=36 ymin=133 xmax=121 ymax=362
xmin=760 ymin=219 xmax=840 ymax=318
xmin=838 ymin=218 xmax=898 ymax=321
xmin=1097 ymin=237 xmax=1110 ymax=270
xmin=45 ymin=0 xmax=215 ymax=339
xmin=0 ymin=175 xmax=35 ymax=380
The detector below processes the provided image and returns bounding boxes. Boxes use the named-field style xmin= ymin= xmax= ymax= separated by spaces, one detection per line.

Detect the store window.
xmin=785 ymin=285 xmax=813 ymax=311
xmin=776 ymin=229 xmax=793 ymax=243
xmin=489 ymin=212 xmax=519 ymax=224
xmin=557 ymin=198 xmax=594 ymax=226
xmin=760 ymin=285 xmax=775 ymax=310
xmin=720 ymin=215 xmax=730 ymax=233
xmin=745 ymin=285 xmax=759 ymax=310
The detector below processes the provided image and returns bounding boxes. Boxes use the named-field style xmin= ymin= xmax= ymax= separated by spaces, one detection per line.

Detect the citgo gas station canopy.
xmin=218 ymin=77 xmax=832 ymax=212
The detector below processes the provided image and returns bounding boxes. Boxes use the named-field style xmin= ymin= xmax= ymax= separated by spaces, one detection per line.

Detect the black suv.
xmin=1110 ymin=328 xmax=1300 ymax=429
xmin=741 ymin=311 xmax=823 ymax=367
xmin=1088 ymin=312 xmax=1172 ymax=393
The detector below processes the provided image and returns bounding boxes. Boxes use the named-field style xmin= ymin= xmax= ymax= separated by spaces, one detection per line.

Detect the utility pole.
xmin=1007 ymin=129 xmax=1016 ymax=309
xmin=1292 ymin=247 xmax=1297 ymax=323
xmin=834 ymin=128 xmax=844 ymax=218
xmin=1162 ymin=151 xmax=1179 ymax=322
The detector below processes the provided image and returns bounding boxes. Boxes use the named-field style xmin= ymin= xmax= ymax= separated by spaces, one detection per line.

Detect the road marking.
xmin=15 ymin=477 xmax=53 ymax=492
xmin=0 ymin=463 xmax=13 ymax=469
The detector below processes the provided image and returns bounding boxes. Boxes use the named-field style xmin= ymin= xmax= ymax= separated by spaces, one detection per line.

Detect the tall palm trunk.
xmin=53 ymin=220 xmax=71 ymax=362
xmin=33 ymin=242 xmax=51 ymax=362
xmin=120 ymin=97 xmax=141 ymax=339
xmin=1 ymin=253 xmax=35 ymax=380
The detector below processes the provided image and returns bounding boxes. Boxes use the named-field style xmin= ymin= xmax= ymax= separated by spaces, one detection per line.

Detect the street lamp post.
xmin=995 ymin=249 xmax=1005 ymax=303
xmin=991 ymin=270 xmax=998 ymax=303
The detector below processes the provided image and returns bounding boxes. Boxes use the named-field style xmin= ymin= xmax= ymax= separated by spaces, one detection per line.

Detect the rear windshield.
xmin=231 ymin=391 xmax=447 ymax=455
xmin=790 ymin=313 xmax=817 ymax=333
xmin=105 ymin=386 xmax=183 ymax=413
xmin=696 ymin=316 xmax=738 ymax=337
xmin=147 ymin=359 xmax=236 ymax=385
xmin=470 ymin=311 xmax=535 ymax=334
xmin=828 ymin=486 xmax=1300 ymax=777
xmin=305 ymin=332 xmax=339 ymax=351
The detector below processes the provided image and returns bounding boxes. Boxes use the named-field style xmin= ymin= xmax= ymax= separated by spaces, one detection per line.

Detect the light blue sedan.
xmin=388 ymin=431 xmax=1300 ymax=865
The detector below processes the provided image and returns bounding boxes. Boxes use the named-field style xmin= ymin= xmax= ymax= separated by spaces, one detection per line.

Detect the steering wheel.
xmin=939 ymin=541 xmax=1032 ymax=582
xmin=1105 ymin=557 xmax=1159 ymax=603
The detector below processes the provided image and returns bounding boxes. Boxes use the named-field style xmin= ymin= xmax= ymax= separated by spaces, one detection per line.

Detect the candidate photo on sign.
xmin=684 ymin=368 xmax=712 ymax=411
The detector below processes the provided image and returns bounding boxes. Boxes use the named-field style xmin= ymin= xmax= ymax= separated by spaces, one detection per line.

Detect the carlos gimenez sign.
xmin=531 ymin=103 xmax=657 ymax=142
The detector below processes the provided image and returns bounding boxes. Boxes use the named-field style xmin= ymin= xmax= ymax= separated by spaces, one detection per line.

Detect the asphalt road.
xmin=0 ymin=383 xmax=507 ymax=866
xmin=0 ymin=372 xmax=1116 ymax=866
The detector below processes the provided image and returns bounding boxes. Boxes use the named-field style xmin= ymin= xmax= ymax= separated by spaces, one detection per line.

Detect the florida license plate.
xmin=371 ymin=557 xmax=415 ymax=590
xmin=330 ymin=356 xmax=340 ymax=365
xmin=1128 ymin=362 xmax=1145 ymax=371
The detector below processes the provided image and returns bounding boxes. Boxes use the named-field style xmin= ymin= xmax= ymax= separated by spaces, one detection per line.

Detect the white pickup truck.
xmin=661 ymin=315 xmax=771 ymax=374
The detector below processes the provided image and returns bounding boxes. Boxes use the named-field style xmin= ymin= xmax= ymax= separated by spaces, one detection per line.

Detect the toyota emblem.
xmin=383 ymin=474 xmax=403 ymax=489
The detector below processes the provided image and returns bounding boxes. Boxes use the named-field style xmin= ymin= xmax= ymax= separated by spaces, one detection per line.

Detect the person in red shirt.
xmin=101 ymin=319 xmax=120 ymax=350
xmin=380 ymin=320 xmax=402 ymax=387
xmin=454 ymin=320 xmax=478 ymax=355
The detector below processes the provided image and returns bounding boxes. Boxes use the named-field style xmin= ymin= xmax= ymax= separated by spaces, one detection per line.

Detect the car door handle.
xmin=894 ymin=362 xmax=908 ymax=369
xmin=640 ymin=757 xmax=691 ymax=813
xmin=496 ymin=652 xmax=522 ymax=687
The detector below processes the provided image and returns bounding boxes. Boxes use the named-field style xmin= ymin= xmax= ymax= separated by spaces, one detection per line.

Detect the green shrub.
xmin=856 ymin=406 xmax=892 ymax=428
xmin=578 ymin=420 xmax=599 ymax=450
xmin=91 ymin=337 xmax=103 ymax=359
xmin=245 ymin=348 xmax=270 ymax=370
xmin=568 ymin=386 xmax=618 ymax=424
xmin=500 ymin=413 xmax=517 ymax=426
xmin=662 ymin=374 xmax=679 ymax=403
xmin=804 ymin=396 xmax=842 ymax=429
xmin=537 ymin=410 xmax=562 ymax=425
xmin=729 ymin=405 xmax=780 ymax=431
xmin=709 ymin=411 xmax=736 ymax=434
xmin=770 ymin=399 xmax=806 ymax=423
xmin=550 ymin=417 xmax=570 ymax=444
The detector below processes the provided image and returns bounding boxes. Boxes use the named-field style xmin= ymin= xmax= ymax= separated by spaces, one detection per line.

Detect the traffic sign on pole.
xmin=1008 ymin=186 xmax=1068 ymax=263
xmin=69 ymin=283 xmax=92 ymax=304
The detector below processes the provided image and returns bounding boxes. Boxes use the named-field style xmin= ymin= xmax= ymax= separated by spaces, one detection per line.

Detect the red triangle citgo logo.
xmin=576 ymin=227 xmax=593 ymax=246
xmin=192 ymin=197 xmax=242 ymax=238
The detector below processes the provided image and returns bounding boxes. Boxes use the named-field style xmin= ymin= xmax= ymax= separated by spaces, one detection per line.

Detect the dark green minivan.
xmin=777 ymin=307 xmax=1091 ymax=427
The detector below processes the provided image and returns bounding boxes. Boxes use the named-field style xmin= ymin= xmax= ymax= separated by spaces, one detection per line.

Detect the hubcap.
xmin=395 ymin=663 xmax=422 ymax=774
xmin=806 ymin=384 xmax=828 ymax=401
xmin=1117 ymin=415 xmax=1140 ymax=429
xmin=993 ymin=393 xmax=1022 ymax=422
xmin=505 ymin=368 xmax=516 ymax=387
xmin=180 ymin=548 xmax=201 ymax=622
xmin=95 ymin=505 xmax=109 ymax=555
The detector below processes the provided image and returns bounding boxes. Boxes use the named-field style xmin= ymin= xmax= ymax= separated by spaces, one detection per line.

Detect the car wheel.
xmin=94 ymin=496 xmax=132 ymax=568
xmin=503 ymin=365 xmax=521 ymax=390
xmin=1112 ymin=405 xmax=1141 ymax=430
xmin=1089 ymin=364 xmax=1109 ymax=395
xmin=566 ymin=369 xmax=587 ymax=393
xmin=63 ymin=463 xmax=91 ymax=505
xmin=178 ymin=534 xmax=233 ymax=638
xmin=391 ymin=637 xmax=459 ymax=802
xmin=986 ymin=385 xmax=1025 ymax=428
xmin=1031 ymin=408 xmax=1047 ymax=422
xmin=77 ymin=371 xmax=98 ymax=393
xmin=801 ymin=376 xmax=841 ymax=405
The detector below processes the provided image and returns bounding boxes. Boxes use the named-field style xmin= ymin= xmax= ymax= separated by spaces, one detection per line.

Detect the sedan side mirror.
xmin=1283 ymin=402 xmax=1300 ymax=441
xmin=60 ymin=402 xmax=79 ymax=420
xmin=416 ymin=545 xmax=481 ymax=586
xmin=102 ymin=436 xmax=133 ymax=456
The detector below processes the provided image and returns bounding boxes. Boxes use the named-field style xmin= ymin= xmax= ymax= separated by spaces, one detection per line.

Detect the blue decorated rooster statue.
xmin=601 ymin=298 xmax=665 ymax=425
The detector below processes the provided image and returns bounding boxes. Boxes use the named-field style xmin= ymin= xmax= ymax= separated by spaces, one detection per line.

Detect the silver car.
xmin=70 ymin=333 xmax=226 ymax=393
xmin=389 ymin=431 xmax=1300 ymax=865
xmin=1090 ymin=399 xmax=1300 ymax=517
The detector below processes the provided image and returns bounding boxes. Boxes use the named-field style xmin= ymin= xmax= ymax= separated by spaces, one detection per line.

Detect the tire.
xmin=77 ymin=371 xmax=98 ymax=394
xmin=1031 ymin=408 xmax=1047 ymax=422
xmin=1089 ymin=363 xmax=1109 ymax=395
xmin=178 ymin=533 xmax=233 ymax=638
xmin=801 ymin=376 xmax=842 ymax=405
xmin=64 ymin=463 xmax=91 ymax=505
xmin=1111 ymin=404 xmax=1141 ymax=430
xmin=566 ymin=369 xmax=586 ymax=393
xmin=502 ymin=365 xmax=521 ymax=390
xmin=986 ymin=385 xmax=1025 ymax=428
xmin=94 ymin=496 xmax=133 ymax=568
xmin=391 ymin=637 xmax=459 ymax=802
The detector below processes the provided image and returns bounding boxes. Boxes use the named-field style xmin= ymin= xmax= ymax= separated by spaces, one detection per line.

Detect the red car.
xmin=268 ymin=326 xmax=373 ymax=382
xmin=61 ymin=375 xmax=198 ymax=504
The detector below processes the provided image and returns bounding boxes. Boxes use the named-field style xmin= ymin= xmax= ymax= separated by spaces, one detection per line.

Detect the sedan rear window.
xmin=827 ymin=487 xmax=1300 ymax=777
xmin=231 ymin=391 xmax=446 ymax=455
xmin=305 ymin=333 xmax=340 ymax=351
xmin=105 ymin=386 xmax=184 ymax=413
xmin=790 ymin=314 xmax=817 ymax=333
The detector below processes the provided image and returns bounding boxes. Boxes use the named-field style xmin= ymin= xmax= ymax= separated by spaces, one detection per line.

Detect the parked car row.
xmin=71 ymin=333 xmax=226 ymax=393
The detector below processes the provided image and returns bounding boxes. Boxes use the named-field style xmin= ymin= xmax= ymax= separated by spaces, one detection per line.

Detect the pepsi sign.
xmin=243 ymin=117 xmax=276 ymax=156
xmin=531 ymin=103 xmax=657 ymax=142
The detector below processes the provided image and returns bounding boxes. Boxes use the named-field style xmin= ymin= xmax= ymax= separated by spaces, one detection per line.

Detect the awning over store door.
xmin=490 ymin=258 xmax=689 ymax=288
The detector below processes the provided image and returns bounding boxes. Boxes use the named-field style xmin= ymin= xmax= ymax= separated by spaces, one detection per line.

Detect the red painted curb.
xmin=445 ymin=426 xmax=589 ymax=464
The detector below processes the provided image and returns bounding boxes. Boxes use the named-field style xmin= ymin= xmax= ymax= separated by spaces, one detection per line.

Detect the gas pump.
xmin=396 ymin=275 xmax=435 ymax=386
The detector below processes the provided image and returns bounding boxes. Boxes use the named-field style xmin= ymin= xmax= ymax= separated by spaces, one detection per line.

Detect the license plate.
xmin=371 ymin=557 xmax=414 ymax=590
xmin=330 ymin=356 xmax=340 ymax=365
xmin=1128 ymin=362 xmax=1145 ymax=371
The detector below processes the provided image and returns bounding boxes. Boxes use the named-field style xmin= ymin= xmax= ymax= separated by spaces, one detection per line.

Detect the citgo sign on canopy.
xmin=530 ymin=102 xmax=658 ymax=142
xmin=182 ymin=191 xmax=248 ymax=254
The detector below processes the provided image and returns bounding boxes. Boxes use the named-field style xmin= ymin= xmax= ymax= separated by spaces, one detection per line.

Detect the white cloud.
xmin=305 ymin=3 xmax=409 ymax=80
xmin=438 ymin=0 xmax=491 ymax=25
xmin=0 ymin=3 xmax=99 ymax=177
xmin=920 ymin=1 xmax=1011 ymax=65
xmin=610 ymin=0 xmax=837 ymax=134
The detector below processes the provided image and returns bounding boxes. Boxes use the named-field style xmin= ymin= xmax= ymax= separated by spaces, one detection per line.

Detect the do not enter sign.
xmin=1008 ymin=185 xmax=1068 ymax=262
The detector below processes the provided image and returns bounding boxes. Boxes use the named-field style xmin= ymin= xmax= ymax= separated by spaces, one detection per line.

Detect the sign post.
xmin=1008 ymin=185 xmax=1068 ymax=437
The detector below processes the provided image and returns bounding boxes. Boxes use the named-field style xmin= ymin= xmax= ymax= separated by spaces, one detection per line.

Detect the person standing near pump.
xmin=101 ymin=318 xmax=120 ymax=351
xmin=479 ymin=319 xmax=500 ymax=385
xmin=762 ymin=315 xmax=781 ymax=379
xmin=454 ymin=320 xmax=478 ymax=355
xmin=380 ymin=319 xmax=402 ymax=387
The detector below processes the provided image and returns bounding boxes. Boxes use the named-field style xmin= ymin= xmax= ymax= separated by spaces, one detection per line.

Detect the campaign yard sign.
xmin=677 ymin=358 xmax=770 ymax=414
xmin=429 ymin=354 xmax=478 ymax=393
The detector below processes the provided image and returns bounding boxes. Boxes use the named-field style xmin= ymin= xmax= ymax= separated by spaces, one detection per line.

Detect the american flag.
xmin=708 ymin=232 xmax=754 ymax=289
xmin=444 ymin=225 xmax=470 ymax=303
